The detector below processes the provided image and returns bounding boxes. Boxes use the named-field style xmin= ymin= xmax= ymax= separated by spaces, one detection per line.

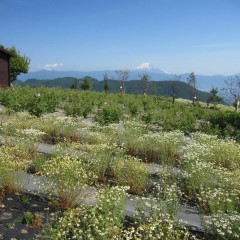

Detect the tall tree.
xmin=139 ymin=73 xmax=151 ymax=96
xmin=224 ymin=75 xmax=240 ymax=111
xmin=0 ymin=45 xmax=30 ymax=82
xmin=169 ymin=74 xmax=181 ymax=104
xmin=207 ymin=87 xmax=222 ymax=108
xmin=187 ymin=72 xmax=197 ymax=105
xmin=115 ymin=69 xmax=130 ymax=94
xmin=103 ymin=73 xmax=110 ymax=94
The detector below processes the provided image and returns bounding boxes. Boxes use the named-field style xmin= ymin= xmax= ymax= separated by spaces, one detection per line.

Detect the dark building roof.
xmin=0 ymin=47 xmax=14 ymax=57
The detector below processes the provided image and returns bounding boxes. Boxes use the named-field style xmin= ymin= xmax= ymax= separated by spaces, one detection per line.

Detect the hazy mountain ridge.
xmin=19 ymin=69 xmax=232 ymax=91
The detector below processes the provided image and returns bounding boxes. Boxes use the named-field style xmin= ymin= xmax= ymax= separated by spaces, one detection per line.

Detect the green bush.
xmin=96 ymin=105 xmax=123 ymax=125
xmin=113 ymin=156 xmax=148 ymax=195
xmin=0 ymin=87 xmax=59 ymax=117
xmin=206 ymin=111 xmax=240 ymax=141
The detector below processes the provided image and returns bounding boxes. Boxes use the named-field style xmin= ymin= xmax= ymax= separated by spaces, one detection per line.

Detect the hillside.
xmin=15 ymin=77 xmax=212 ymax=102
xmin=18 ymin=69 xmax=231 ymax=90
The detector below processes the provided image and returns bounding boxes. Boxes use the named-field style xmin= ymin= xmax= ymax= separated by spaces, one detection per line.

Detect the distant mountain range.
xmin=18 ymin=67 xmax=232 ymax=91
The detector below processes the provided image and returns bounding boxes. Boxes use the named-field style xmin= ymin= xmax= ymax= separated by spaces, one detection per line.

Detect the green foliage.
xmin=80 ymin=77 xmax=92 ymax=91
xmin=206 ymin=110 xmax=240 ymax=141
xmin=0 ymin=88 xmax=239 ymax=239
xmin=18 ymin=193 xmax=31 ymax=205
xmin=113 ymin=156 xmax=149 ymax=194
xmin=63 ymin=91 xmax=95 ymax=118
xmin=0 ymin=87 xmax=59 ymax=117
xmin=64 ymin=103 xmax=91 ymax=118
xmin=96 ymin=104 xmax=123 ymax=125
xmin=32 ymin=154 xmax=48 ymax=173
xmin=41 ymin=155 xmax=93 ymax=209
xmin=103 ymin=73 xmax=110 ymax=94
xmin=70 ymin=80 xmax=78 ymax=89
xmin=15 ymin=77 xmax=212 ymax=102
xmin=4 ymin=46 xmax=30 ymax=82
xmin=0 ymin=168 xmax=17 ymax=197
xmin=129 ymin=102 xmax=139 ymax=115
xmin=22 ymin=211 xmax=34 ymax=225
xmin=141 ymin=110 xmax=155 ymax=124
xmin=117 ymin=129 xmax=185 ymax=165
xmin=208 ymin=87 xmax=222 ymax=108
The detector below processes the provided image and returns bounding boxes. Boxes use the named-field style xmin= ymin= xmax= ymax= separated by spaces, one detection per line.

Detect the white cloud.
xmin=43 ymin=63 xmax=63 ymax=70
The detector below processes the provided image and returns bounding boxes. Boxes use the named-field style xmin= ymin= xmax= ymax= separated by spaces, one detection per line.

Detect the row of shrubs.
xmin=1 ymin=86 xmax=240 ymax=140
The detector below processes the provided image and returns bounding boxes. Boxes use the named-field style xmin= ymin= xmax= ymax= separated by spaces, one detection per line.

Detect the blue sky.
xmin=1 ymin=0 xmax=240 ymax=75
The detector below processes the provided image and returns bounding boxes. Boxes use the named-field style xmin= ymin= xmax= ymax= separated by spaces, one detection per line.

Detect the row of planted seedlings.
xmin=4 ymin=86 xmax=240 ymax=140
xmin=181 ymin=133 xmax=240 ymax=239
xmin=0 ymin=111 xmax=193 ymax=239
xmin=2 ymin=105 xmax=240 ymax=239
xmin=5 ymin=85 xmax=236 ymax=145
xmin=3 ymin=109 xmax=239 ymax=239
xmin=0 ymin=118 xmax=54 ymax=231
xmin=111 ymin=122 xmax=240 ymax=239
xmin=38 ymin=121 xmax=193 ymax=239
xmin=0 ymin=86 xmax=210 ymax=130
xmin=1 ymin=95 xmax=240 ymax=238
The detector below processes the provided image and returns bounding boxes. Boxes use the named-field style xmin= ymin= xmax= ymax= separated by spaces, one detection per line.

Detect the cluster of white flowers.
xmin=47 ymin=186 xmax=128 ymax=239
xmin=205 ymin=212 xmax=240 ymax=239
xmin=18 ymin=128 xmax=46 ymax=136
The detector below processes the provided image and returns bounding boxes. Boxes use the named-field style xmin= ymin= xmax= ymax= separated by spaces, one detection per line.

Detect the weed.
xmin=18 ymin=193 xmax=31 ymax=205
xmin=22 ymin=211 xmax=33 ymax=225
xmin=5 ymin=222 xmax=15 ymax=229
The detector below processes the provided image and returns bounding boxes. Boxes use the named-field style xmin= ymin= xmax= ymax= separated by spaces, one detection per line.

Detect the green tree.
xmin=0 ymin=45 xmax=30 ymax=82
xmin=80 ymin=77 xmax=92 ymax=91
xmin=103 ymin=73 xmax=110 ymax=94
xmin=208 ymin=87 xmax=222 ymax=108
xmin=187 ymin=72 xmax=197 ymax=105
xmin=70 ymin=80 xmax=78 ymax=89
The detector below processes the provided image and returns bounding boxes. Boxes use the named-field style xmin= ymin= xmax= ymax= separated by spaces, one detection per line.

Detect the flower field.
xmin=0 ymin=87 xmax=240 ymax=239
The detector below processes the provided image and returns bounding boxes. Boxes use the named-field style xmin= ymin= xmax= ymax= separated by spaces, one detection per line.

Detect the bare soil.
xmin=0 ymin=192 xmax=58 ymax=240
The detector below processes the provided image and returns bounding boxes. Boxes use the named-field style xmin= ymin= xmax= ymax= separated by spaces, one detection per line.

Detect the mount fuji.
xmin=135 ymin=62 xmax=169 ymax=74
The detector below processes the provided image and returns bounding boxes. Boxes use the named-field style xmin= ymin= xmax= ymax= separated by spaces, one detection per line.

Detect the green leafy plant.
xmin=22 ymin=211 xmax=34 ymax=225
xmin=19 ymin=193 xmax=31 ymax=205
xmin=96 ymin=104 xmax=123 ymax=125
xmin=113 ymin=156 xmax=148 ymax=195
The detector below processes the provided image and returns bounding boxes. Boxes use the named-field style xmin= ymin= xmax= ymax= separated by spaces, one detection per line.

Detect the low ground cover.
xmin=0 ymin=87 xmax=239 ymax=239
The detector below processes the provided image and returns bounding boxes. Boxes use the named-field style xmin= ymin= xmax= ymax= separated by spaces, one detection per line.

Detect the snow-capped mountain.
xmin=135 ymin=62 xmax=154 ymax=70
xmin=135 ymin=62 xmax=170 ymax=74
